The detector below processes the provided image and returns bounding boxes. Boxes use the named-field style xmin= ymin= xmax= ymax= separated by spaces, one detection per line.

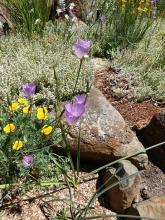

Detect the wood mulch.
xmin=94 ymin=58 xmax=164 ymax=129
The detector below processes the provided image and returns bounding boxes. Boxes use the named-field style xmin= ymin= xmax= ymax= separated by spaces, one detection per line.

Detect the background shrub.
xmin=4 ymin=0 xmax=53 ymax=36
xmin=88 ymin=0 xmax=155 ymax=57
xmin=0 ymin=34 xmax=93 ymax=102
xmin=111 ymin=19 xmax=165 ymax=101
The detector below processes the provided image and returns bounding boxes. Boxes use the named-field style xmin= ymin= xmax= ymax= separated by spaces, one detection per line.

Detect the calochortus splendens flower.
xmin=41 ymin=125 xmax=53 ymax=135
xmin=12 ymin=140 xmax=23 ymax=150
xmin=72 ymin=39 xmax=91 ymax=59
xmin=3 ymin=123 xmax=16 ymax=134
xmin=21 ymin=83 xmax=36 ymax=98
xmin=150 ymin=0 xmax=156 ymax=5
xmin=75 ymin=95 xmax=86 ymax=105
xmin=64 ymin=95 xmax=86 ymax=125
xmin=22 ymin=155 xmax=34 ymax=168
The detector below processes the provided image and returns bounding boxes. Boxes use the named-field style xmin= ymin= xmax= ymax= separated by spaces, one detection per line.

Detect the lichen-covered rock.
xmin=68 ymin=87 xmax=148 ymax=169
xmin=103 ymin=160 xmax=141 ymax=213
xmin=126 ymin=196 xmax=165 ymax=220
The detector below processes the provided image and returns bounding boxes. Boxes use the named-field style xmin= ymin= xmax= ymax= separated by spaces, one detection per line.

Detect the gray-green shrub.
xmin=0 ymin=34 xmax=93 ymax=102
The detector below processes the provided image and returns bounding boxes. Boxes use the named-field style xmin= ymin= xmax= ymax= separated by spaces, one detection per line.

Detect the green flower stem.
xmin=76 ymin=122 xmax=81 ymax=182
xmin=53 ymin=66 xmax=77 ymax=185
xmin=50 ymin=155 xmax=73 ymax=182
xmin=59 ymin=121 xmax=77 ymax=186
xmin=72 ymin=59 xmax=83 ymax=96
xmin=64 ymin=175 xmax=75 ymax=219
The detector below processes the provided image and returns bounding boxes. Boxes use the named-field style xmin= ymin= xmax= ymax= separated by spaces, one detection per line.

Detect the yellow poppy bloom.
xmin=9 ymin=102 xmax=20 ymax=111
xmin=3 ymin=123 xmax=16 ymax=134
xmin=18 ymin=98 xmax=28 ymax=105
xmin=41 ymin=125 xmax=53 ymax=135
xmin=37 ymin=107 xmax=48 ymax=120
xmin=23 ymin=105 xmax=31 ymax=114
xmin=12 ymin=140 xmax=23 ymax=150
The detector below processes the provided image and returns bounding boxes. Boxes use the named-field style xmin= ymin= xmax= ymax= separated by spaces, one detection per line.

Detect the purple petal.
xmin=75 ymin=95 xmax=86 ymax=105
xmin=68 ymin=9 xmax=75 ymax=18
xmin=65 ymin=102 xmax=85 ymax=117
xmin=64 ymin=103 xmax=85 ymax=125
xmin=71 ymin=103 xmax=85 ymax=117
xmin=21 ymin=83 xmax=36 ymax=98
xmin=64 ymin=103 xmax=73 ymax=113
xmin=73 ymin=39 xmax=91 ymax=58
xmin=65 ymin=112 xmax=79 ymax=125
xmin=73 ymin=47 xmax=86 ymax=58
xmin=22 ymin=155 xmax=34 ymax=167
xmin=150 ymin=0 xmax=156 ymax=5
xmin=99 ymin=15 xmax=106 ymax=22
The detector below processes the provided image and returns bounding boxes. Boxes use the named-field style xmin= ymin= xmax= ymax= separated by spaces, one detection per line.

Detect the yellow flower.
xmin=37 ymin=107 xmax=48 ymax=120
xmin=143 ymin=7 xmax=148 ymax=13
xmin=9 ymin=102 xmax=20 ymax=111
xmin=137 ymin=6 xmax=148 ymax=13
xmin=3 ymin=123 xmax=16 ymax=134
xmin=18 ymin=98 xmax=28 ymax=105
xmin=12 ymin=140 xmax=23 ymax=150
xmin=23 ymin=105 xmax=31 ymax=113
xmin=41 ymin=125 xmax=53 ymax=135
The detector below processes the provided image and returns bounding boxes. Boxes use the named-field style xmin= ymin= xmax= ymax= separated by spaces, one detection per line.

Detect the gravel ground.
xmin=0 ymin=172 xmax=116 ymax=220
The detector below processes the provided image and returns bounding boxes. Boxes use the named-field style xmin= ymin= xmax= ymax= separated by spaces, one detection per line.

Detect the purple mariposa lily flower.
xmin=99 ymin=15 xmax=105 ymax=22
xmin=64 ymin=95 xmax=87 ymax=125
xmin=72 ymin=39 xmax=91 ymax=59
xmin=21 ymin=83 xmax=36 ymax=98
xmin=22 ymin=155 xmax=34 ymax=167
xmin=150 ymin=0 xmax=156 ymax=5
xmin=75 ymin=95 xmax=86 ymax=105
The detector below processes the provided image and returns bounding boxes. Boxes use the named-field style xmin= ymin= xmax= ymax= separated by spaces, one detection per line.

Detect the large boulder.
xmin=137 ymin=109 xmax=165 ymax=170
xmin=68 ymin=87 xmax=148 ymax=169
xmin=103 ymin=160 xmax=141 ymax=213
xmin=126 ymin=196 xmax=165 ymax=220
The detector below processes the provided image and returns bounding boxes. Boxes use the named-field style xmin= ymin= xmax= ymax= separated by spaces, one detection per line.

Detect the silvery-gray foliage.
xmin=0 ymin=34 xmax=93 ymax=101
